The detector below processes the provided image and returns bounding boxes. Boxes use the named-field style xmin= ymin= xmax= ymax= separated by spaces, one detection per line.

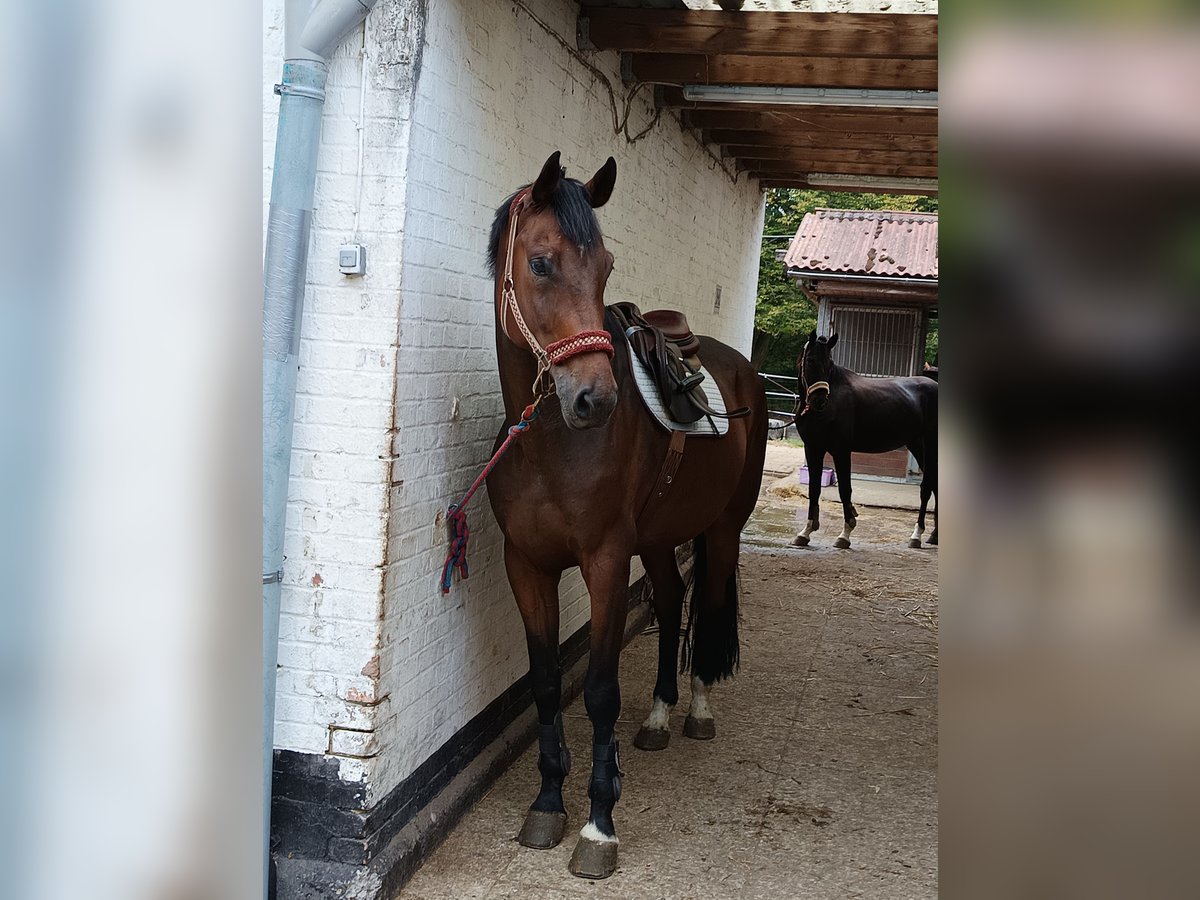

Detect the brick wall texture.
xmin=851 ymin=448 xmax=914 ymax=479
xmin=265 ymin=0 xmax=766 ymax=806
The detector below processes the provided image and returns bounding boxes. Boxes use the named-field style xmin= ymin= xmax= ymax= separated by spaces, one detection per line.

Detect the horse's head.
xmin=489 ymin=151 xmax=619 ymax=430
xmin=797 ymin=330 xmax=838 ymax=415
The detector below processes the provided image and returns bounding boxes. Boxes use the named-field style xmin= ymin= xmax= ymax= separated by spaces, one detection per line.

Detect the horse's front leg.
xmin=568 ymin=545 xmax=632 ymax=880
xmin=791 ymin=445 xmax=825 ymax=547
xmin=832 ymin=451 xmax=858 ymax=549
xmin=505 ymin=542 xmax=570 ymax=850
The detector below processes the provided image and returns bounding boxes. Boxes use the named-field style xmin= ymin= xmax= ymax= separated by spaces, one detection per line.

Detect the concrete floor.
xmin=397 ymin=486 xmax=937 ymax=900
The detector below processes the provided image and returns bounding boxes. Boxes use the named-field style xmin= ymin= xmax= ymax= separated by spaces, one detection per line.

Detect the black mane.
xmin=486 ymin=176 xmax=601 ymax=276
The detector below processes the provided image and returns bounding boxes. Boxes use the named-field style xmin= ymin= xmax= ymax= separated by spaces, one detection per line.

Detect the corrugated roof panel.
xmin=783 ymin=208 xmax=938 ymax=279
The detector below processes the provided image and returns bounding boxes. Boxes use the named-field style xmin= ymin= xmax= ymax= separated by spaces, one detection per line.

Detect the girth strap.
xmin=638 ymin=429 xmax=686 ymax=521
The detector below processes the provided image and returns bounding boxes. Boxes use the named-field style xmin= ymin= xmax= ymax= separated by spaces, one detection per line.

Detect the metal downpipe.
xmin=263 ymin=1 xmax=376 ymax=896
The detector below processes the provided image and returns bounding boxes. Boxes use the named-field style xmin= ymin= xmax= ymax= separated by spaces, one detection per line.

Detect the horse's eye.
xmin=529 ymin=257 xmax=551 ymax=277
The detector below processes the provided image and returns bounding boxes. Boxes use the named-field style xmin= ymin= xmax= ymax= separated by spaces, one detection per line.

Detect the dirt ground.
xmin=398 ymin=458 xmax=938 ymax=899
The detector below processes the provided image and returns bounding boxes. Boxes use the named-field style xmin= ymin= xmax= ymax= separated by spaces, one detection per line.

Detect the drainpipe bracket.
xmin=274 ymin=82 xmax=327 ymax=102
xmin=263 ymin=570 xmax=284 ymax=585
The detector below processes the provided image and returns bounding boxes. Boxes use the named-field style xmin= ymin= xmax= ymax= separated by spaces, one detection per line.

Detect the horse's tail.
xmin=680 ymin=532 xmax=741 ymax=683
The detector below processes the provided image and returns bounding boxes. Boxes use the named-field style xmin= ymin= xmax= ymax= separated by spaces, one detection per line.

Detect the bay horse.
xmin=790 ymin=331 xmax=938 ymax=550
xmin=483 ymin=152 xmax=767 ymax=878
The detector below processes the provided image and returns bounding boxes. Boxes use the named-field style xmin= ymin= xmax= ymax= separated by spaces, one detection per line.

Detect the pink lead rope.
xmin=440 ymin=401 xmax=539 ymax=594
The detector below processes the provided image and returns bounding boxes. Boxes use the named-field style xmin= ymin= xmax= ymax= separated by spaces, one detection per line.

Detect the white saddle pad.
xmin=624 ymin=333 xmax=730 ymax=437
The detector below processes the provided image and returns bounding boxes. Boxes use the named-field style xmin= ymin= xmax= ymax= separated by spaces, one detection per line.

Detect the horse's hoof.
xmin=908 ymin=538 xmax=922 ymax=549
xmin=518 ymin=810 xmax=567 ymax=849
xmin=834 ymin=537 xmax=851 ymax=549
xmin=568 ymin=837 xmax=619 ymax=879
xmin=633 ymin=726 xmax=670 ymax=751
xmin=683 ymin=715 xmax=716 ymax=740
xmin=790 ymin=535 xmax=810 ymax=547
xmin=928 ymin=533 xmax=938 ymax=546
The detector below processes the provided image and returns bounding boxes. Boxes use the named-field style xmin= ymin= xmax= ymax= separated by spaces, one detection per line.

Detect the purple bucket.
xmin=798 ymin=465 xmax=836 ymax=487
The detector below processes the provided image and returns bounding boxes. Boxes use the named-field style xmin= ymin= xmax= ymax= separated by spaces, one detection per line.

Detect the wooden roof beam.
xmin=628 ymin=53 xmax=937 ymax=90
xmin=756 ymin=177 xmax=938 ymax=197
xmin=683 ymin=108 xmax=938 ymax=135
xmin=703 ymin=129 xmax=938 ymax=153
xmin=743 ymin=160 xmax=939 ymax=179
xmin=721 ymin=146 xmax=937 ymax=168
xmin=578 ymin=10 xmax=938 ymax=60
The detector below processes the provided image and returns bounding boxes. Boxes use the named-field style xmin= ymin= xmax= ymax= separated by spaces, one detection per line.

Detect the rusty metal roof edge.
xmin=785 ymin=267 xmax=938 ymax=286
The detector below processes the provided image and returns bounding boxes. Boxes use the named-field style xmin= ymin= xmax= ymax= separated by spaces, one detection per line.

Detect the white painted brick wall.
xmin=264 ymin=0 xmax=425 ymax=792
xmin=266 ymin=0 xmax=765 ymax=808
xmin=371 ymin=0 xmax=765 ymax=804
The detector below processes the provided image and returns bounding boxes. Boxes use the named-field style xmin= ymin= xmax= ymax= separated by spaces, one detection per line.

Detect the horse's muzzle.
xmin=555 ymin=365 xmax=617 ymax=430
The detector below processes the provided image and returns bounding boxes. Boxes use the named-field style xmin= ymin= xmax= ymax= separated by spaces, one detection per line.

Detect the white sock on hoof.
xmin=910 ymin=523 xmax=924 ymax=542
xmin=642 ymin=698 xmax=672 ymax=731
xmin=580 ymin=822 xmax=618 ymax=844
xmin=689 ymin=676 xmax=713 ymax=721
xmin=838 ymin=518 xmax=856 ymax=541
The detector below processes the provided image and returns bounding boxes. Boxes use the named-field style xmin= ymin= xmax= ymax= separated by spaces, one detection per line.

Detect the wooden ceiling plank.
xmin=684 ymin=108 xmax=938 ymax=135
xmin=758 ymin=178 xmax=938 ymax=196
xmin=704 ymin=129 xmax=939 ymax=153
xmin=745 ymin=160 xmax=939 ymax=179
xmin=722 ymin=146 xmax=937 ymax=167
xmin=581 ymin=10 xmax=938 ymax=60
xmin=630 ymin=53 xmax=937 ymax=90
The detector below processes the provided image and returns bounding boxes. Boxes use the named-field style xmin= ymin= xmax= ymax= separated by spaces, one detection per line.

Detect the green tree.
xmin=754 ymin=189 xmax=938 ymax=376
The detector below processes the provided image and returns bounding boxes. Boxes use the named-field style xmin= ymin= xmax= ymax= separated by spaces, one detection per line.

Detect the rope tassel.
xmin=440 ymin=505 xmax=470 ymax=592
xmin=440 ymin=403 xmax=540 ymax=593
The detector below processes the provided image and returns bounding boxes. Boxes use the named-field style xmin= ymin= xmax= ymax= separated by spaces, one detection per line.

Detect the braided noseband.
xmin=500 ymin=189 xmax=614 ymax=397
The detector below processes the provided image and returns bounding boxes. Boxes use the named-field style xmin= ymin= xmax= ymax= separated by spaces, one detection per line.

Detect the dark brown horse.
xmin=484 ymin=152 xmax=767 ymax=878
xmin=790 ymin=331 xmax=938 ymax=550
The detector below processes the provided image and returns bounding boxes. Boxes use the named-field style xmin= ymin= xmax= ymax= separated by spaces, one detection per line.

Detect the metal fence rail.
xmin=760 ymin=372 xmax=798 ymax=439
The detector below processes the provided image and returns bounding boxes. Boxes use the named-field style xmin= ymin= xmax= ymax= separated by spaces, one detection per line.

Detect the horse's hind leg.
xmin=908 ymin=442 xmax=928 ymax=549
xmin=831 ymin=451 xmax=858 ymax=549
xmin=682 ymin=523 xmax=742 ymax=740
xmin=505 ymin=542 xmax=570 ymax=850
xmin=633 ymin=549 xmax=685 ymax=752
xmin=925 ymin=443 xmax=938 ymax=545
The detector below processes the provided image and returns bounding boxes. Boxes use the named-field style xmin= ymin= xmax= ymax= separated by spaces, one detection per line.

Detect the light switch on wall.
xmin=339 ymin=244 xmax=367 ymax=276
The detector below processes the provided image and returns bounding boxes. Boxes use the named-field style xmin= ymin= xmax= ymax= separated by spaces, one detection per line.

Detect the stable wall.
xmin=264 ymin=0 xmax=426 ymax=790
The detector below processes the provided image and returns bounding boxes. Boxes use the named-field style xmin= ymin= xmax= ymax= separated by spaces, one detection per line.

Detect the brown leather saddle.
xmin=607 ymin=302 xmax=750 ymax=425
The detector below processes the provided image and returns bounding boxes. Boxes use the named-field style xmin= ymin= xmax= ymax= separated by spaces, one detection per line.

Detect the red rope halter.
xmin=498 ymin=189 xmax=614 ymax=396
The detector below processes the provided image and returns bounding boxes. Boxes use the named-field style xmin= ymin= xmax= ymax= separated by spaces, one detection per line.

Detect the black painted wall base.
xmin=271 ymin=575 xmax=656 ymax=900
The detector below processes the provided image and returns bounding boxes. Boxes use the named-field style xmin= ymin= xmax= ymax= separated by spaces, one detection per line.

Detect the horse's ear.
xmin=585 ymin=157 xmax=617 ymax=208
xmin=532 ymin=151 xmax=563 ymax=206
xmin=807 ymin=329 xmax=817 ymax=346
xmin=827 ymin=333 xmax=838 ymax=349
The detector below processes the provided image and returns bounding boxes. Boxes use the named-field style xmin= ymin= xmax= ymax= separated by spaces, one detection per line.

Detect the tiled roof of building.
xmin=783 ymin=208 xmax=938 ymax=280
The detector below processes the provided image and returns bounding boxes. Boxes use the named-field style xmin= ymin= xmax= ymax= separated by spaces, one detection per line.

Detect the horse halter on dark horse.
xmin=798 ymin=335 xmax=835 ymax=416
xmin=499 ymin=187 xmax=615 ymax=401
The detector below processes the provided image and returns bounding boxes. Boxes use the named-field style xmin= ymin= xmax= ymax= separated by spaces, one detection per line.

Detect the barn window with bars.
xmin=829 ymin=305 xmax=923 ymax=377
